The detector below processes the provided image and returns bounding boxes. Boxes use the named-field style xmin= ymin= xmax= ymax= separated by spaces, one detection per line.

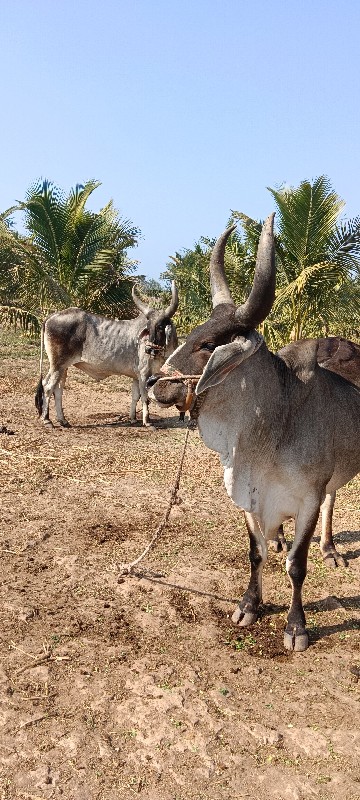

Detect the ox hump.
xmin=277 ymin=339 xmax=320 ymax=383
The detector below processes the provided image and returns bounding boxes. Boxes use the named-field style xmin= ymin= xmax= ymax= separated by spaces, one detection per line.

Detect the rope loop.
xmin=118 ymin=428 xmax=190 ymax=578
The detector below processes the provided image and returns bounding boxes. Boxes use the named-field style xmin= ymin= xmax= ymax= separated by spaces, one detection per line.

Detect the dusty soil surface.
xmin=0 ymin=329 xmax=359 ymax=800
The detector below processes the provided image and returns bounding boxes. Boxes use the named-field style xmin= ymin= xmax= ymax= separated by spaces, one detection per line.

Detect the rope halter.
xmin=138 ymin=329 xmax=166 ymax=359
xmin=157 ymin=361 xmax=202 ymax=414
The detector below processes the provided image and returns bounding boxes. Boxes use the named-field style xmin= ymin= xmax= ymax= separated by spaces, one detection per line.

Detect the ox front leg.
xmin=130 ymin=379 xmax=141 ymax=424
xmin=232 ymin=512 xmax=267 ymax=627
xmin=41 ymin=368 xmax=70 ymax=428
xmin=320 ymin=492 xmax=347 ymax=568
xmin=139 ymin=377 xmax=151 ymax=426
xmin=284 ymin=502 xmax=320 ymax=652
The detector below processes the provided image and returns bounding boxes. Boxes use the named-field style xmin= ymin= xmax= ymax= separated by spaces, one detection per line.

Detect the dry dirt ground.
xmin=0 ymin=328 xmax=359 ymax=800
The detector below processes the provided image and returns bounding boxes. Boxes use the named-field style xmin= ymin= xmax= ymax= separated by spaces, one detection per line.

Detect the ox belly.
xmin=73 ymin=362 xmax=116 ymax=381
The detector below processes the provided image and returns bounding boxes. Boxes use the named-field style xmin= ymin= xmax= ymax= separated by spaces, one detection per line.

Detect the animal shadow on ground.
xmin=130 ymin=573 xmax=360 ymax=648
xmin=71 ymin=413 xmax=187 ymax=430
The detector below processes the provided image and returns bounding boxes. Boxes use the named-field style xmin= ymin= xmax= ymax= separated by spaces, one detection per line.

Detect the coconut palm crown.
xmin=0 ymin=179 xmax=140 ymax=334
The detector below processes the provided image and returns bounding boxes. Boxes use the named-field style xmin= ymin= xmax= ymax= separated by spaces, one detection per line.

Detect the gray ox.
xmin=35 ymin=282 xmax=178 ymax=427
xmin=148 ymin=216 xmax=360 ymax=651
xmin=274 ymin=336 xmax=360 ymax=567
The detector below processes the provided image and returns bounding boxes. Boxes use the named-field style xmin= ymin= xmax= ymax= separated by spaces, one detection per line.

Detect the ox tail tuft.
xmin=35 ymin=377 xmax=44 ymax=416
xmin=35 ymin=322 xmax=45 ymax=416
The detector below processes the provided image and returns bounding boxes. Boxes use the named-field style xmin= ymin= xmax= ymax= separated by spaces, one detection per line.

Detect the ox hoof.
xmin=283 ymin=629 xmax=309 ymax=652
xmin=59 ymin=420 xmax=71 ymax=428
xmin=231 ymin=606 xmax=257 ymax=626
xmin=269 ymin=538 xmax=290 ymax=554
xmin=322 ymin=551 xmax=348 ymax=569
xmin=43 ymin=419 xmax=54 ymax=429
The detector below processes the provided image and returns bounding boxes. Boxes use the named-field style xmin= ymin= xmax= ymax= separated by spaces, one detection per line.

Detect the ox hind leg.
xmin=284 ymin=499 xmax=321 ymax=652
xmin=232 ymin=512 xmax=267 ymax=627
xmin=130 ymin=379 xmax=141 ymax=424
xmin=42 ymin=367 xmax=70 ymax=427
xmin=53 ymin=369 xmax=70 ymax=427
xmin=320 ymin=491 xmax=347 ymax=568
xmin=269 ymin=524 xmax=290 ymax=553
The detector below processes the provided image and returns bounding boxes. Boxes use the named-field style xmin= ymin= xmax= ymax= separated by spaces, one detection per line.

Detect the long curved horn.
xmin=210 ymin=224 xmax=237 ymax=308
xmin=235 ymin=213 xmax=275 ymax=328
xmin=162 ymin=280 xmax=179 ymax=318
xmin=132 ymin=284 xmax=151 ymax=316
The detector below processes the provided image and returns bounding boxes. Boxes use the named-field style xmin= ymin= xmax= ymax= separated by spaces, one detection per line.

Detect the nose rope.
xmin=157 ymin=364 xmax=202 ymax=414
xmin=138 ymin=332 xmax=166 ymax=358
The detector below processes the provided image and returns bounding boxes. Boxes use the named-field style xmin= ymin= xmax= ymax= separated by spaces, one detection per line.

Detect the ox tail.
xmin=35 ymin=322 xmax=45 ymax=416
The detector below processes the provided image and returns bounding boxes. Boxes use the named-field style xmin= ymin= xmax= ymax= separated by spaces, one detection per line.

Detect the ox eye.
xmin=201 ymin=343 xmax=216 ymax=352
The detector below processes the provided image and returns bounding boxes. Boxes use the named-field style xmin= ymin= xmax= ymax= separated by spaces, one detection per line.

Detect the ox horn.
xmin=132 ymin=284 xmax=151 ymax=316
xmin=235 ymin=212 xmax=275 ymax=328
xmin=162 ymin=280 xmax=179 ymax=319
xmin=209 ymin=224 xmax=237 ymax=308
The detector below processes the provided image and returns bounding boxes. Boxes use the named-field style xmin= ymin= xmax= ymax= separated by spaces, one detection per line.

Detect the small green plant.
xmin=234 ymin=633 xmax=256 ymax=651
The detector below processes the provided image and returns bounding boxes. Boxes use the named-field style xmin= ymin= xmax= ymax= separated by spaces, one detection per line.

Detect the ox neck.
xmin=195 ymin=344 xmax=309 ymax=460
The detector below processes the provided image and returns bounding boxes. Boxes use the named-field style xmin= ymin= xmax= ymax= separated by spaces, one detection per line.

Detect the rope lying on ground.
xmin=118 ymin=428 xmax=190 ymax=577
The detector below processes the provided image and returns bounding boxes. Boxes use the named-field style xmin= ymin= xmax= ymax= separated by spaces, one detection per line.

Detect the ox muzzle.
xmin=147 ymin=366 xmax=202 ymax=414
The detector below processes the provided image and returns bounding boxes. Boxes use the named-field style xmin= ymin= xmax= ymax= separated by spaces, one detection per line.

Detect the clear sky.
xmin=1 ymin=0 xmax=360 ymax=279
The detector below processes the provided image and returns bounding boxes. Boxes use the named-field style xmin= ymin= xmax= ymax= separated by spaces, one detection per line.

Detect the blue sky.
xmin=1 ymin=0 xmax=360 ymax=279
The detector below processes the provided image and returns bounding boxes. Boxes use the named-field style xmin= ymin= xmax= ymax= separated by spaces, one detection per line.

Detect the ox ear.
xmin=196 ymin=332 xmax=263 ymax=395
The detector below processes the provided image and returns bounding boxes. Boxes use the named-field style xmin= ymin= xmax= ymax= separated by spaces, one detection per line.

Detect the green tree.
xmin=234 ymin=176 xmax=360 ymax=346
xmin=164 ymin=176 xmax=360 ymax=344
xmin=0 ymin=179 xmax=140 ymax=334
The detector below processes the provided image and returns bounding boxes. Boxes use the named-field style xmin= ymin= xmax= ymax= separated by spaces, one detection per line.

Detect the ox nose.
xmin=146 ymin=375 xmax=159 ymax=390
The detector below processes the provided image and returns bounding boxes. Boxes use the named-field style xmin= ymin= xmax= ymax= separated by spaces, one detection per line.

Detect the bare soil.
xmin=0 ymin=329 xmax=359 ymax=800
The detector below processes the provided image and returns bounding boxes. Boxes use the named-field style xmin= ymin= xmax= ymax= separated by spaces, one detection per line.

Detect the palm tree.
xmin=233 ymin=176 xmax=360 ymax=347
xmin=0 ymin=179 xmax=140 ymax=334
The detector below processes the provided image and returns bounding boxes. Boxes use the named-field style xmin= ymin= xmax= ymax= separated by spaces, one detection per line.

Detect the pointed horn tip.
xmin=224 ymin=223 xmax=237 ymax=237
xmin=264 ymin=212 xmax=275 ymax=231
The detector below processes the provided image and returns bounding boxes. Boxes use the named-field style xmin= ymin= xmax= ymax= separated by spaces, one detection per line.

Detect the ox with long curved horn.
xmin=162 ymin=280 xmax=179 ymax=319
xmin=132 ymin=280 xmax=179 ymax=320
xmin=235 ymin=212 xmax=275 ymax=328
xmin=209 ymin=224 xmax=237 ymax=307
xmin=209 ymin=214 xmax=275 ymax=329
xmin=132 ymin=285 xmax=151 ymax=317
